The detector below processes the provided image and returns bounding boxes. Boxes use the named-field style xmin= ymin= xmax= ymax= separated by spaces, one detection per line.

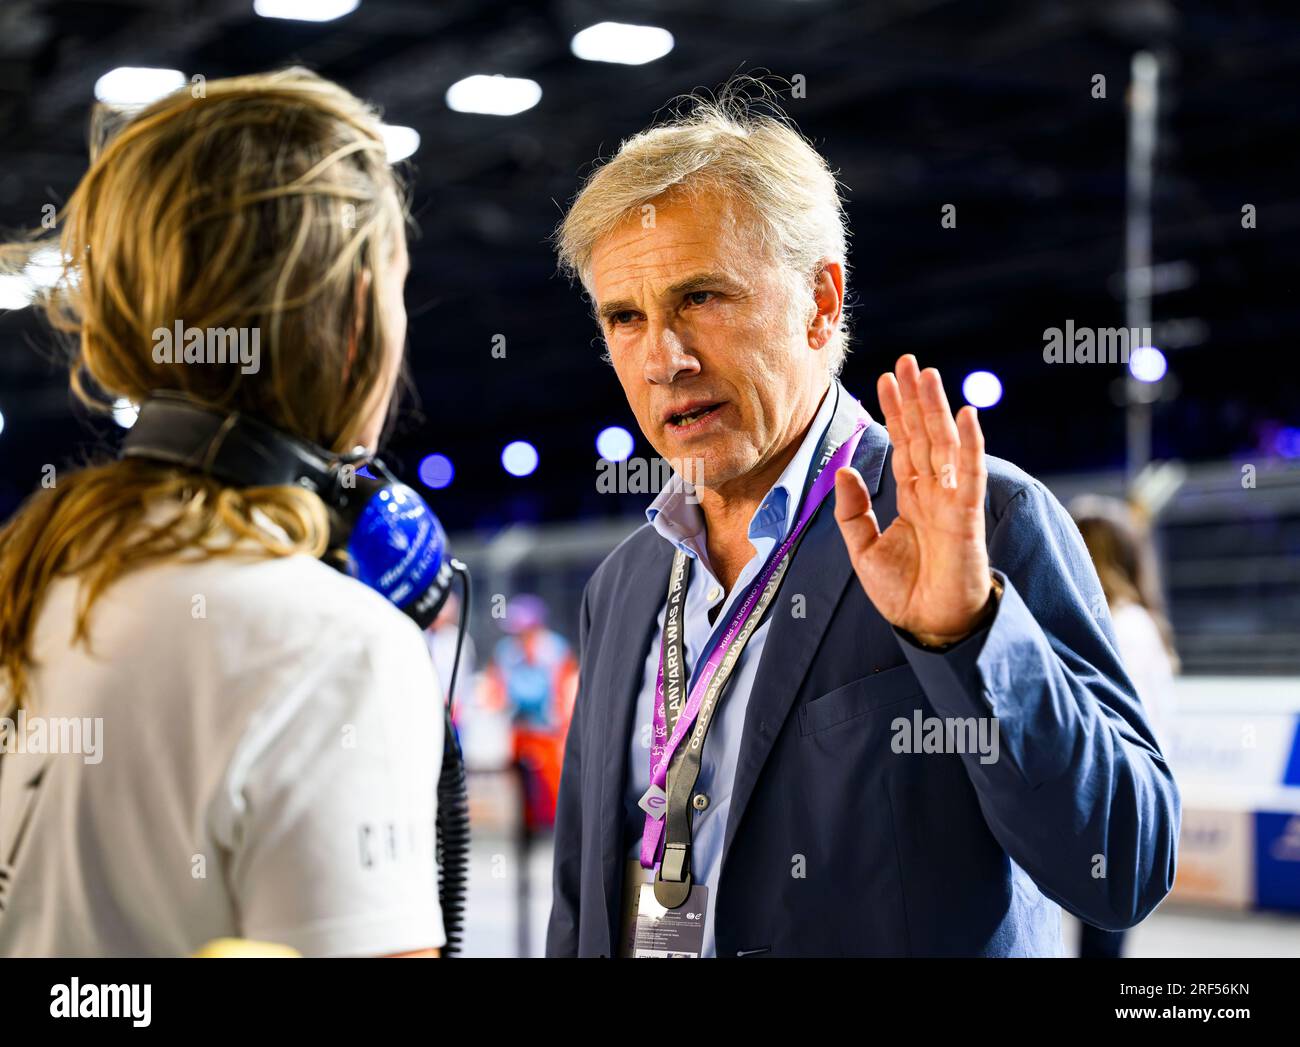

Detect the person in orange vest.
xmin=482 ymin=595 xmax=578 ymax=830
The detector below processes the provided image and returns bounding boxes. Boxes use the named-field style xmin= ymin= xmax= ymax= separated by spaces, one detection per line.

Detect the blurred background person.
xmin=477 ymin=593 xmax=576 ymax=955
xmin=482 ymin=594 xmax=577 ymax=833
xmin=1071 ymin=493 xmax=1180 ymax=958
xmin=426 ymin=591 xmax=477 ymax=709
xmin=1073 ymin=495 xmax=1180 ymax=744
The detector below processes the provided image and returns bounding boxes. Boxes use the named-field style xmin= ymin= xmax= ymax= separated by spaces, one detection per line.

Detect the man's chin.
xmin=642 ymin=427 xmax=747 ymax=486
xmin=664 ymin=447 xmax=747 ymax=494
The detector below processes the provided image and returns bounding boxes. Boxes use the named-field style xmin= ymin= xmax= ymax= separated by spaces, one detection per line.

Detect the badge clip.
xmin=655 ymin=842 xmax=693 ymax=909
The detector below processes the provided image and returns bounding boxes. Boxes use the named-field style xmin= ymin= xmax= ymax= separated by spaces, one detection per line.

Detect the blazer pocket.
xmin=799 ymin=664 xmax=925 ymax=736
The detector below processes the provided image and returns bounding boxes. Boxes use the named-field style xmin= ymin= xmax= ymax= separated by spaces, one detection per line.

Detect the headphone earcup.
xmin=335 ymin=476 xmax=453 ymax=629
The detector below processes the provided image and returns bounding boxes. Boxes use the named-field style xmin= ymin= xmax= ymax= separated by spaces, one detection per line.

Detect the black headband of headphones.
xmin=119 ymin=391 xmax=367 ymax=500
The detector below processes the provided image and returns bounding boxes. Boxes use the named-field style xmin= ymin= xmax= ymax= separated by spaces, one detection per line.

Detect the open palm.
xmin=834 ymin=355 xmax=994 ymax=646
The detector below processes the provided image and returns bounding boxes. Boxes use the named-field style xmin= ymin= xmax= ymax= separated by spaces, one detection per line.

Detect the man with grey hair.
xmin=547 ymin=87 xmax=1178 ymax=958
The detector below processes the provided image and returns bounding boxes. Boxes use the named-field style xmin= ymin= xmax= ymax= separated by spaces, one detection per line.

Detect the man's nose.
xmin=643 ymin=322 xmax=700 ymax=385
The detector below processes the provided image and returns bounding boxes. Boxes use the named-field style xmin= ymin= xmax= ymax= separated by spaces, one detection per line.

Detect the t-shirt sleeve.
xmin=216 ymin=612 xmax=445 ymax=957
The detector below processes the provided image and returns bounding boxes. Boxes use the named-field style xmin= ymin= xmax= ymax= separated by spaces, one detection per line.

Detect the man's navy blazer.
xmin=546 ymin=415 xmax=1180 ymax=957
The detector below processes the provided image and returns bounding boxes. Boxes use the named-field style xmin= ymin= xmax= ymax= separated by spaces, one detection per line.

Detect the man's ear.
xmin=807 ymin=260 xmax=844 ymax=351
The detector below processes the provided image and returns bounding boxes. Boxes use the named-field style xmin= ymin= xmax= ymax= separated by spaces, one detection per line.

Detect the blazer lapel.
xmin=596 ymin=533 xmax=674 ymax=948
xmin=721 ymin=418 xmax=892 ymax=865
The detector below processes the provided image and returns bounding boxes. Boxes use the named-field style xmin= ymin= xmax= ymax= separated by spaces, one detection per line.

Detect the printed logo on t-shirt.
xmin=357 ymin=817 xmax=429 ymax=870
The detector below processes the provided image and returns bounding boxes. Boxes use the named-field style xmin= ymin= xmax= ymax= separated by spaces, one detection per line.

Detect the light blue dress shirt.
xmin=622 ymin=385 xmax=838 ymax=957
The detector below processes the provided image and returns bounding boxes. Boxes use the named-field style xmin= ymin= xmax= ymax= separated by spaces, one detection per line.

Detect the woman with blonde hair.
xmin=0 ymin=69 xmax=445 ymax=957
xmin=1070 ymin=495 xmax=1179 ymax=743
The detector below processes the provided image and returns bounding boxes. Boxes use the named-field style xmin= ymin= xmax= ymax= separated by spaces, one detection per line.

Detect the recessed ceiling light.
xmin=446 ymin=75 xmax=542 ymax=117
xmin=381 ymin=125 xmax=420 ymax=163
xmin=571 ymin=22 xmax=674 ymax=65
xmin=93 ymin=67 xmax=186 ymax=107
xmin=253 ymin=0 xmax=360 ymax=22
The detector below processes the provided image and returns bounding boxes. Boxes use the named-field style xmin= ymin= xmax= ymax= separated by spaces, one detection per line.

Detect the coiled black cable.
xmin=435 ymin=560 xmax=472 ymax=956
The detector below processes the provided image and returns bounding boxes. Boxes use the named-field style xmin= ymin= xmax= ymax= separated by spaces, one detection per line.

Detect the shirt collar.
xmin=646 ymin=383 xmax=839 ymax=561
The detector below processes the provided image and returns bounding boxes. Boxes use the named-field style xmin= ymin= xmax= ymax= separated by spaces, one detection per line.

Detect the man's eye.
xmin=609 ymin=311 xmax=638 ymax=327
xmin=685 ymin=291 xmax=713 ymax=306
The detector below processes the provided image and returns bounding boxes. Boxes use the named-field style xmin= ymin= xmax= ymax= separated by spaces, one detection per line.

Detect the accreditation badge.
xmin=617 ymin=860 xmax=708 ymax=958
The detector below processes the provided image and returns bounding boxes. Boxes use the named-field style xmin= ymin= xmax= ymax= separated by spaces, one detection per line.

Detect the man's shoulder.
xmin=980 ymin=454 xmax=1080 ymax=551
xmin=873 ymin=424 xmax=1045 ymax=517
xmin=984 ymin=453 xmax=1043 ymax=517
xmin=873 ymin=424 xmax=1058 ymax=524
xmin=583 ymin=522 xmax=672 ymax=607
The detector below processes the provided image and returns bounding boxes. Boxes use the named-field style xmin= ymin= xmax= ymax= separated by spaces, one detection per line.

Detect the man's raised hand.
xmin=834 ymin=354 xmax=994 ymax=647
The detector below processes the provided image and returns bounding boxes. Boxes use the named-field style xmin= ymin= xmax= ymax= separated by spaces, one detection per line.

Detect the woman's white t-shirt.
xmin=1109 ymin=600 xmax=1177 ymax=747
xmin=0 ymin=534 xmax=445 ymax=957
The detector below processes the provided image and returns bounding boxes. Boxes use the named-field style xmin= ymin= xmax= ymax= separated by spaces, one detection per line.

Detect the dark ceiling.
xmin=1 ymin=0 xmax=1298 ymax=532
